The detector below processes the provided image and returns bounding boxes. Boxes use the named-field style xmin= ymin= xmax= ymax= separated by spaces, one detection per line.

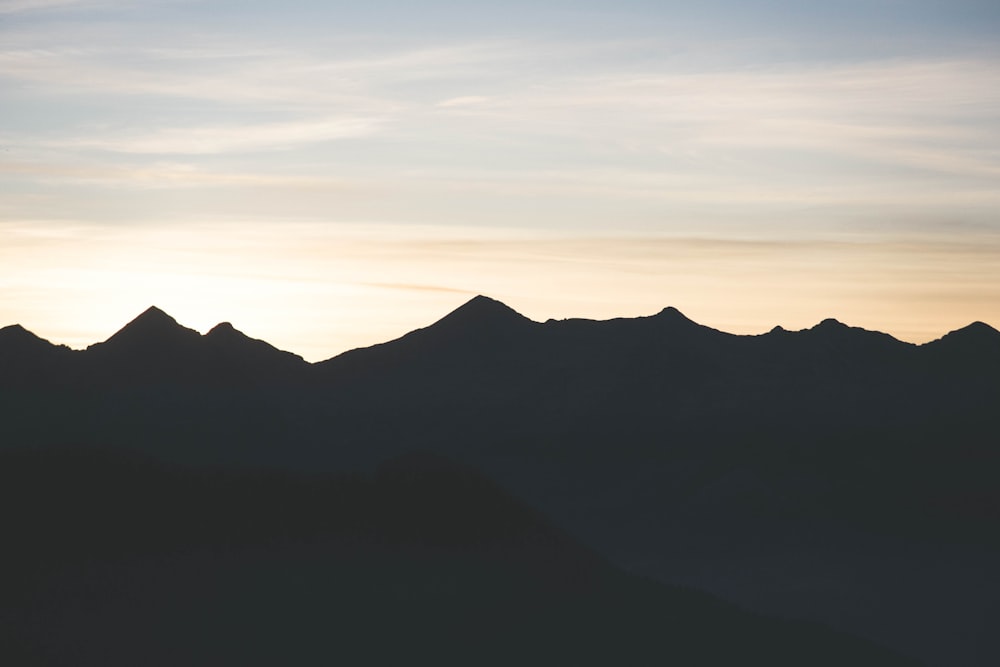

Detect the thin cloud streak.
xmin=0 ymin=39 xmax=524 ymax=105
xmin=47 ymin=117 xmax=381 ymax=155
xmin=0 ymin=159 xmax=366 ymax=189
xmin=363 ymin=283 xmax=478 ymax=295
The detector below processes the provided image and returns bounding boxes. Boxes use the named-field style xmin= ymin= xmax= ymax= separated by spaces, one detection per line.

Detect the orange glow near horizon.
xmin=2 ymin=221 xmax=998 ymax=362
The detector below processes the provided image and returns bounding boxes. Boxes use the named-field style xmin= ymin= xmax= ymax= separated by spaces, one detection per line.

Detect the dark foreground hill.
xmin=1 ymin=297 xmax=998 ymax=665
xmin=0 ymin=448 xmax=919 ymax=667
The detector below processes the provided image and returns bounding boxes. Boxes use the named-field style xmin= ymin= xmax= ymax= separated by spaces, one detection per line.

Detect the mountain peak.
xmin=136 ymin=305 xmax=174 ymax=324
xmin=93 ymin=306 xmax=201 ymax=351
xmin=205 ymin=321 xmax=239 ymax=338
xmin=121 ymin=306 xmax=182 ymax=332
xmin=928 ymin=320 xmax=1000 ymax=348
xmin=462 ymin=295 xmax=524 ymax=315
xmin=653 ymin=306 xmax=696 ymax=324
xmin=806 ymin=318 xmax=857 ymax=338
xmin=0 ymin=323 xmax=60 ymax=351
xmin=1 ymin=323 xmax=35 ymax=340
xmin=432 ymin=295 xmax=533 ymax=331
xmin=956 ymin=321 xmax=999 ymax=337
xmin=202 ymin=320 xmax=307 ymax=372
xmin=814 ymin=318 xmax=847 ymax=330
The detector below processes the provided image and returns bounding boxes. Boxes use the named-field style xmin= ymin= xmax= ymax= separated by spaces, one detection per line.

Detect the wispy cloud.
xmin=362 ymin=282 xmax=477 ymax=295
xmin=0 ymin=159 xmax=366 ymax=189
xmin=46 ymin=117 xmax=380 ymax=154
xmin=0 ymin=37 xmax=521 ymax=106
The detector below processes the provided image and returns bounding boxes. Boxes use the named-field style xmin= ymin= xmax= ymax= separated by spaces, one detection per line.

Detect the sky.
xmin=2 ymin=0 xmax=999 ymax=361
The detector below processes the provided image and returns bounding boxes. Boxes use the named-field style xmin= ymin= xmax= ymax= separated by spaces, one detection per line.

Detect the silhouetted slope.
xmin=428 ymin=294 xmax=534 ymax=335
xmin=0 ymin=449 xmax=920 ymax=667
xmin=1 ymin=298 xmax=998 ymax=664
xmin=927 ymin=320 xmax=1000 ymax=349
xmin=84 ymin=306 xmax=213 ymax=384
xmin=92 ymin=305 xmax=200 ymax=352
xmin=923 ymin=321 xmax=1000 ymax=372
xmin=0 ymin=324 xmax=75 ymax=385
xmin=767 ymin=318 xmax=913 ymax=363
xmin=315 ymin=294 xmax=537 ymax=382
xmin=0 ymin=323 xmax=63 ymax=353
xmin=80 ymin=306 xmax=306 ymax=386
xmin=203 ymin=321 xmax=308 ymax=381
xmin=3 ymin=299 xmax=996 ymax=533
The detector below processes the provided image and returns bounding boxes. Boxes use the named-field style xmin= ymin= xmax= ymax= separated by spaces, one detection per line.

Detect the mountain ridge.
xmin=3 ymin=296 xmax=995 ymax=363
xmin=1 ymin=296 xmax=997 ymax=665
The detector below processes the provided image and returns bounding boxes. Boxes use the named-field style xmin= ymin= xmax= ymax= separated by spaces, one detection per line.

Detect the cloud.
xmin=46 ymin=117 xmax=380 ymax=154
xmin=3 ymin=13 xmax=999 ymax=238
xmin=0 ymin=37 xmax=521 ymax=106
xmin=0 ymin=159 xmax=366 ymax=189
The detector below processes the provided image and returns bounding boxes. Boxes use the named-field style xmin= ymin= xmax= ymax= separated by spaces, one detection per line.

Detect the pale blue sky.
xmin=2 ymin=0 xmax=999 ymax=359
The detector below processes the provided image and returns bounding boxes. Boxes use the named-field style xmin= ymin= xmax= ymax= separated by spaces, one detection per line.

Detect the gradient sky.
xmin=2 ymin=0 xmax=999 ymax=360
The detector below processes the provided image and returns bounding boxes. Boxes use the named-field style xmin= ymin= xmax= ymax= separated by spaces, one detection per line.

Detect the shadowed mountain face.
xmin=0 ymin=448 xmax=920 ymax=667
xmin=0 ymin=324 xmax=73 ymax=384
xmin=1 ymin=297 xmax=998 ymax=665
xmin=92 ymin=305 xmax=200 ymax=352
xmin=5 ymin=306 xmax=308 ymax=388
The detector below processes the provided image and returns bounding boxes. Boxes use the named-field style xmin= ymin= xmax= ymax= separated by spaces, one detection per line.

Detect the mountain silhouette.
xmin=799 ymin=317 xmax=909 ymax=353
xmin=91 ymin=305 xmax=201 ymax=352
xmin=203 ymin=321 xmax=307 ymax=381
xmin=923 ymin=320 xmax=1000 ymax=367
xmin=84 ymin=306 xmax=208 ymax=384
xmin=0 ymin=323 xmax=74 ymax=387
xmin=429 ymin=293 xmax=534 ymax=333
xmin=0 ymin=323 xmax=62 ymax=352
xmin=0 ymin=447 xmax=922 ymax=667
xmin=1 ymin=297 xmax=998 ymax=665
xmin=75 ymin=306 xmax=307 ymax=386
xmin=929 ymin=320 xmax=1000 ymax=346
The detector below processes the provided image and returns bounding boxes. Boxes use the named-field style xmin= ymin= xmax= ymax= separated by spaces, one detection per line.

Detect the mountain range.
xmin=2 ymin=296 xmax=998 ymax=665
